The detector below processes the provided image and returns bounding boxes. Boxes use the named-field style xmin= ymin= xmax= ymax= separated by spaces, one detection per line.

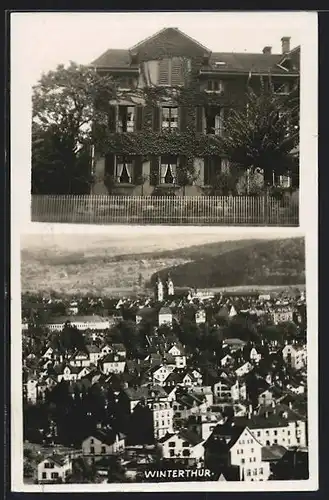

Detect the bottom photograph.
xmin=18 ymin=229 xmax=311 ymax=490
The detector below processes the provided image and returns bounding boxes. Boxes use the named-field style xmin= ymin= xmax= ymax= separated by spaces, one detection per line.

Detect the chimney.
xmin=263 ymin=46 xmax=272 ymax=55
xmin=281 ymin=37 xmax=291 ymax=54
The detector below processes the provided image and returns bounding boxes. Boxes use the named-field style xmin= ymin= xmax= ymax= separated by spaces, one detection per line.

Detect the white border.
xmin=10 ymin=11 xmax=318 ymax=493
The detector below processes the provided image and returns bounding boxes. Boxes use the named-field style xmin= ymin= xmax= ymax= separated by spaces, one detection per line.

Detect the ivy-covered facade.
xmin=91 ymin=27 xmax=300 ymax=196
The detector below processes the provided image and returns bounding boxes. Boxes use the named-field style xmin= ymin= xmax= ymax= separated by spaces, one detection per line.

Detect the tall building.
xmin=91 ymin=27 xmax=300 ymax=196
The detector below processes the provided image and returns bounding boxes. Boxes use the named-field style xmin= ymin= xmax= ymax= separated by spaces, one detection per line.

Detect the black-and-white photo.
xmin=22 ymin=12 xmax=302 ymax=226
xmin=19 ymin=230 xmax=311 ymax=489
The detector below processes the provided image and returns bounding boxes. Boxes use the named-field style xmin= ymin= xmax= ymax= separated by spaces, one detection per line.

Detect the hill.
xmin=151 ymin=237 xmax=305 ymax=288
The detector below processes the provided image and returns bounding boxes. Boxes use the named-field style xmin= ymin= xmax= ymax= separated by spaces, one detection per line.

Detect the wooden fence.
xmin=31 ymin=195 xmax=299 ymax=226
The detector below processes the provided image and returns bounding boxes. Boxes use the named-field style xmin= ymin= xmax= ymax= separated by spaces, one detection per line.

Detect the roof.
xmin=262 ymin=444 xmax=287 ymax=461
xmin=46 ymin=315 xmax=108 ymax=325
xmin=159 ymin=307 xmax=172 ymax=315
xmin=43 ymin=454 xmax=68 ymax=467
xmin=91 ymin=27 xmax=299 ymax=75
xmin=178 ymin=429 xmax=203 ymax=446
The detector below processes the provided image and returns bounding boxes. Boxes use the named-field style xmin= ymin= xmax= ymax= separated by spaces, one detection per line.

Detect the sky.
xmin=11 ymin=11 xmax=310 ymax=87
xmin=20 ymin=226 xmax=303 ymax=255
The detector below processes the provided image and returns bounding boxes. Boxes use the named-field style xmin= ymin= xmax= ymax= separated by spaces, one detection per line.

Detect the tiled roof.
xmin=262 ymin=444 xmax=287 ymax=461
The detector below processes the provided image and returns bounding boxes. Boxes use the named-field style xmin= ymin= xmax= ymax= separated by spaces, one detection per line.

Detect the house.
xmin=173 ymin=392 xmax=208 ymax=422
xmin=191 ymin=386 xmax=214 ymax=406
xmin=158 ymin=307 xmax=173 ymax=327
xmin=45 ymin=315 xmax=111 ymax=332
xmin=110 ymin=343 xmax=127 ymax=359
xmin=101 ymin=353 xmax=126 ymax=374
xmin=158 ymin=429 xmax=205 ymax=464
xmin=56 ymin=364 xmax=81 ymax=382
xmin=213 ymin=377 xmax=246 ymax=403
xmin=151 ymin=364 xmax=175 ymax=386
xmin=82 ymin=429 xmax=126 ymax=463
xmin=121 ymin=385 xmax=174 ymax=439
xmin=234 ymin=405 xmax=307 ymax=448
xmin=37 ymin=454 xmax=72 ymax=484
xmin=235 ymin=361 xmax=253 ymax=378
xmin=90 ymin=27 xmax=299 ymax=196
xmin=167 ymin=343 xmax=187 ymax=368
xmin=282 ymin=344 xmax=307 ymax=370
xmin=69 ymin=350 xmax=91 ymax=368
xmin=204 ymin=422 xmax=271 ymax=481
xmin=23 ymin=375 xmax=38 ymax=404
xmin=86 ymin=344 xmax=103 ymax=364
xmin=195 ymin=309 xmax=206 ymax=324
xmin=272 ymin=306 xmax=294 ymax=325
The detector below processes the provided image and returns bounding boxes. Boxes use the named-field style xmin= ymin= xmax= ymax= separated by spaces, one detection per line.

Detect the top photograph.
xmin=24 ymin=12 xmax=304 ymax=226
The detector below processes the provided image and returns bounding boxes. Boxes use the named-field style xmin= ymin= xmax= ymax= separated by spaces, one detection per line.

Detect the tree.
xmin=32 ymin=62 xmax=115 ymax=194
xmin=221 ymin=77 xmax=299 ymax=187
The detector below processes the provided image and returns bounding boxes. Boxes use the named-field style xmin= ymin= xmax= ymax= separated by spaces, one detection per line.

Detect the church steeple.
xmin=155 ymin=274 xmax=164 ymax=302
xmin=166 ymin=273 xmax=174 ymax=296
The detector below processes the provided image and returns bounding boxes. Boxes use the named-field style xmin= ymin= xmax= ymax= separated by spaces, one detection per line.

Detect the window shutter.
xmin=152 ymin=106 xmax=161 ymax=132
xmin=108 ymin=106 xmax=116 ymax=132
xmin=196 ymin=106 xmax=203 ymax=132
xmin=204 ymin=156 xmax=210 ymax=185
xmin=150 ymin=156 xmax=159 ymax=186
xmin=177 ymin=155 xmax=188 ymax=185
xmin=171 ymin=57 xmax=184 ymax=86
xmin=135 ymin=106 xmax=143 ymax=132
xmin=105 ymin=154 xmax=115 ymax=178
xmin=158 ymin=58 xmax=170 ymax=85
xmin=179 ymin=106 xmax=187 ymax=132
xmin=134 ymin=155 xmax=143 ymax=184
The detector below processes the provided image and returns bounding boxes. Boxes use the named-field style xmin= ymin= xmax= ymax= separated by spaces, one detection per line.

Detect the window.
xmin=182 ymin=441 xmax=190 ymax=448
xmin=253 ymin=469 xmax=258 ymax=476
xmin=241 ymin=458 xmax=245 ymax=464
xmin=101 ymin=446 xmax=106 ymax=454
xmin=274 ymin=439 xmax=278 ymax=444
xmin=90 ymin=446 xmax=95 ymax=454
xmin=259 ymin=468 xmax=263 ymax=475
xmin=42 ymin=472 xmax=47 ymax=479
xmin=206 ymin=80 xmax=224 ymax=93
xmin=160 ymin=155 xmax=178 ymax=184
xmin=265 ymin=430 xmax=270 ymax=436
xmin=162 ymin=107 xmax=178 ymax=131
xmin=51 ymin=472 xmax=59 ymax=479
xmin=246 ymin=469 xmax=251 ymax=476
xmin=117 ymin=106 xmax=135 ymax=132
xmin=45 ymin=462 xmax=54 ymax=469
xmin=115 ymin=155 xmax=133 ymax=184
xmin=274 ymin=430 xmax=278 ymax=436
xmin=266 ymin=440 xmax=270 ymax=446
xmin=257 ymin=431 xmax=261 ymax=437
xmin=170 ymin=449 xmax=175 ymax=457
xmin=287 ymin=431 xmax=291 ymax=436
xmin=205 ymin=107 xmax=224 ymax=136
xmin=169 ymin=442 xmax=175 ymax=448
xmin=182 ymin=449 xmax=190 ymax=457
xmin=251 ymin=448 xmax=254 ymax=453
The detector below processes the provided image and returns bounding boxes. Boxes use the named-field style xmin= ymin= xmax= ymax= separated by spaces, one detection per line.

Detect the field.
xmin=21 ymin=234 xmax=305 ymax=297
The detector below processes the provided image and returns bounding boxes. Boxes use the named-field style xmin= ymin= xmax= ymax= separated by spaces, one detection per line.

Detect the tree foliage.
xmin=221 ymin=78 xmax=299 ymax=184
xmin=32 ymin=62 xmax=115 ymax=194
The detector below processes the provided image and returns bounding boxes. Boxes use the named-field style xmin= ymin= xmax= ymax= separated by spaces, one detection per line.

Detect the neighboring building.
xmin=91 ymin=27 xmax=299 ymax=196
xmin=101 ymin=353 xmax=126 ymax=374
xmin=204 ymin=423 xmax=271 ymax=481
xmin=167 ymin=343 xmax=187 ymax=368
xmin=195 ymin=309 xmax=206 ymax=324
xmin=37 ymin=455 xmax=72 ymax=484
xmin=272 ymin=307 xmax=294 ymax=325
xmin=282 ymin=344 xmax=307 ymax=371
xmin=46 ymin=316 xmax=111 ymax=332
xmin=158 ymin=429 xmax=205 ymax=464
xmin=82 ymin=429 xmax=126 ymax=464
xmin=158 ymin=307 xmax=173 ymax=327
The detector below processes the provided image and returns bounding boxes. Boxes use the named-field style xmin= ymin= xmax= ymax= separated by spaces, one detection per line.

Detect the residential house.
xmin=102 ymin=353 xmax=126 ymax=374
xmin=37 ymin=454 xmax=72 ymax=484
xmin=158 ymin=429 xmax=205 ymax=465
xmin=282 ymin=344 xmax=307 ymax=371
xmin=195 ymin=309 xmax=206 ymax=324
xmin=167 ymin=343 xmax=187 ymax=368
xmin=90 ymin=27 xmax=299 ymax=196
xmin=158 ymin=307 xmax=173 ymax=327
xmin=272 ymin=306 xmax=294 ymax=325
xmin=56 ymin=364 xmax=80 ymax=383
xmin=82 ymin=429 xmax=126 ymax=464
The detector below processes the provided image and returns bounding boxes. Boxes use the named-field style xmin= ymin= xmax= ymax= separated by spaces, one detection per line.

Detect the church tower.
xmin=155 ymin=275 xmax=164 ymax=302
xmin=166 ymin=273 xmax=174 ymax=296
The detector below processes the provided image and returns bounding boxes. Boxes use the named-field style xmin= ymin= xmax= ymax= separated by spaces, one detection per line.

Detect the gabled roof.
xmin=129 ymin=27 xmax=211 ymax=55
